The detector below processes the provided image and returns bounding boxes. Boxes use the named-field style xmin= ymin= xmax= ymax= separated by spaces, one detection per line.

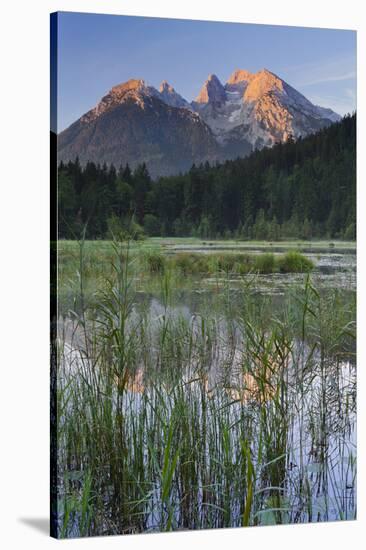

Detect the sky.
xmin=55 ymin=12 xmax=357 ymax=132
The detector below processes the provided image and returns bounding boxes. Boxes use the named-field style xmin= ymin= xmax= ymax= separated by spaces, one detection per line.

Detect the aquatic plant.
xmin=53 ymin=239 xmax=355 ymax=537
xmin=278 ymin=251 xmax=314 ymax=273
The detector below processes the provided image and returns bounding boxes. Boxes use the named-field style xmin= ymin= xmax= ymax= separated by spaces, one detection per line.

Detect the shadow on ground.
xmin=18 ymin=517 xmax=49 ymax=536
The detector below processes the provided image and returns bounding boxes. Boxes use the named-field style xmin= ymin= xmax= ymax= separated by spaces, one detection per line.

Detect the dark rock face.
xmin=193 ymin=74 xmax=227 ymax=106
xmin=58 ymin=93 xmax=220 ymax=178
xmin=158 ymin=81 xmax=191 ymax=109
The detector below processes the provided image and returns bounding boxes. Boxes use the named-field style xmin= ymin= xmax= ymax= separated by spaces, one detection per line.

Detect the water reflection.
xmin=54 ymin=248 xmax=356 ymax=536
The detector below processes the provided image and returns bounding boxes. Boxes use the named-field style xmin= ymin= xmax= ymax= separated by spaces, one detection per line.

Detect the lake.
xmin=53 ymin=240 xmax=356 ymax=537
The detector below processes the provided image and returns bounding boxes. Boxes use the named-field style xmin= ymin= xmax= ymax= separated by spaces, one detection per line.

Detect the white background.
xmin=0 ymin=0 xmax=364 ymax=548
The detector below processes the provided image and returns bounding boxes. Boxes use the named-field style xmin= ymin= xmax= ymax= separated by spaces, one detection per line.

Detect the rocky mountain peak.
xmin=244 ymin=69 xmax=285 ymax=102
xmin=111 ymin=78 xmax=146 ymax=95
xmin=227 ymin=69 xmax=253 ymax=85
xmin=158 ymin=80 xmax=190 ymax=109
xmin=195 ymin=74 xmax=226 ymax=105
xmin=80 ymin=78 xmax=153 ymax=124
xmin=159 ymin=80 xmax=174 ymax=93
xmin=64 ymin=67 xmax=341 ymax=177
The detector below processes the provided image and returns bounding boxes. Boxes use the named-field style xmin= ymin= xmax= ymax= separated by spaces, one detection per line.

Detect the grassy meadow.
xmin=52 ymin=238 xmax=356 ymax=537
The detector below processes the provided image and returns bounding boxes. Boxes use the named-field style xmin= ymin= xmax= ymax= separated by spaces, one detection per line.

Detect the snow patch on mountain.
xmin=190 ymin=68 xmax=341 ymax=150
xmin=70 ymin=68 xmax=341 ymax=169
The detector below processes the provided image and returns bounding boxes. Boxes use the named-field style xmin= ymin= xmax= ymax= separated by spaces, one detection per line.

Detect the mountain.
xmin=58 ymin=69 xmax=341 ymax=177
xmin=58 ymin=114 xmax=356 ymax=240
xmin=58 ymin=79 xmax=219 ymax=178
xmin=192 ymin=69 xmax=341 ymax=150
xmin=192 ymin=73 xmax=227 ymax=106
xmin=158 ymin=80 xmax=191 ymax=109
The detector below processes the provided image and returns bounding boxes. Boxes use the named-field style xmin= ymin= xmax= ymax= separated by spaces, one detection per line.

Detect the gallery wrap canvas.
xmin=50 ymin=11 xmax=356 ymax=539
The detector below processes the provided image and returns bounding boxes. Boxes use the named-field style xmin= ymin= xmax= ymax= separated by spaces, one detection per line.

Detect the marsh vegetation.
xmin=52 ymin=238 xmax=356 ymax=537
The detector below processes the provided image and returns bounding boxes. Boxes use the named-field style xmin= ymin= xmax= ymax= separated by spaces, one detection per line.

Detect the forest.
xmin=58 ymin=113 xmax=356 ymax=241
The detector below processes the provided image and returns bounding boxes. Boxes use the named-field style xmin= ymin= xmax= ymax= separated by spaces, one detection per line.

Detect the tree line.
xmin=58 ymin=113 xmax=356 ymax=241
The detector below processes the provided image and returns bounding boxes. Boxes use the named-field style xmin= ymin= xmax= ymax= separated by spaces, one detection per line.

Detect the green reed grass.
xmin=53 ymin=237 xmax=356 ymax=537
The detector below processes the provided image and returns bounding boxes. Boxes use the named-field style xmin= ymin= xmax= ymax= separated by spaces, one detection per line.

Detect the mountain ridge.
xmin=58 ymin=68 xmax=341 ymax=177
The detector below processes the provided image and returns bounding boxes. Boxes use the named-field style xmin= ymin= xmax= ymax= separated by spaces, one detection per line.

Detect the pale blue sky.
xmin=55 ymin=12 xmax=356 ymax=132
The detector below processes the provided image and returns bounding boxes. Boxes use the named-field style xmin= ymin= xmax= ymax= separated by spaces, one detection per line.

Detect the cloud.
xmin=345 ymin=87 xmax=356 ymax=100
xmin=300 ymin=71 xmax=356 ymax=87
xmin=281 ymin=54 xmax=356 ymax=115
xmin=285 ymin=54 xmax=356 ymax=88
xmin=306 ymin=92 xmax=356 ymax=116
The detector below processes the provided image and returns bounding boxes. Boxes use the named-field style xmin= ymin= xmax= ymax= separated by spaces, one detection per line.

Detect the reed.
xmin=53 ymin=237 xmax=356 ymax=537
